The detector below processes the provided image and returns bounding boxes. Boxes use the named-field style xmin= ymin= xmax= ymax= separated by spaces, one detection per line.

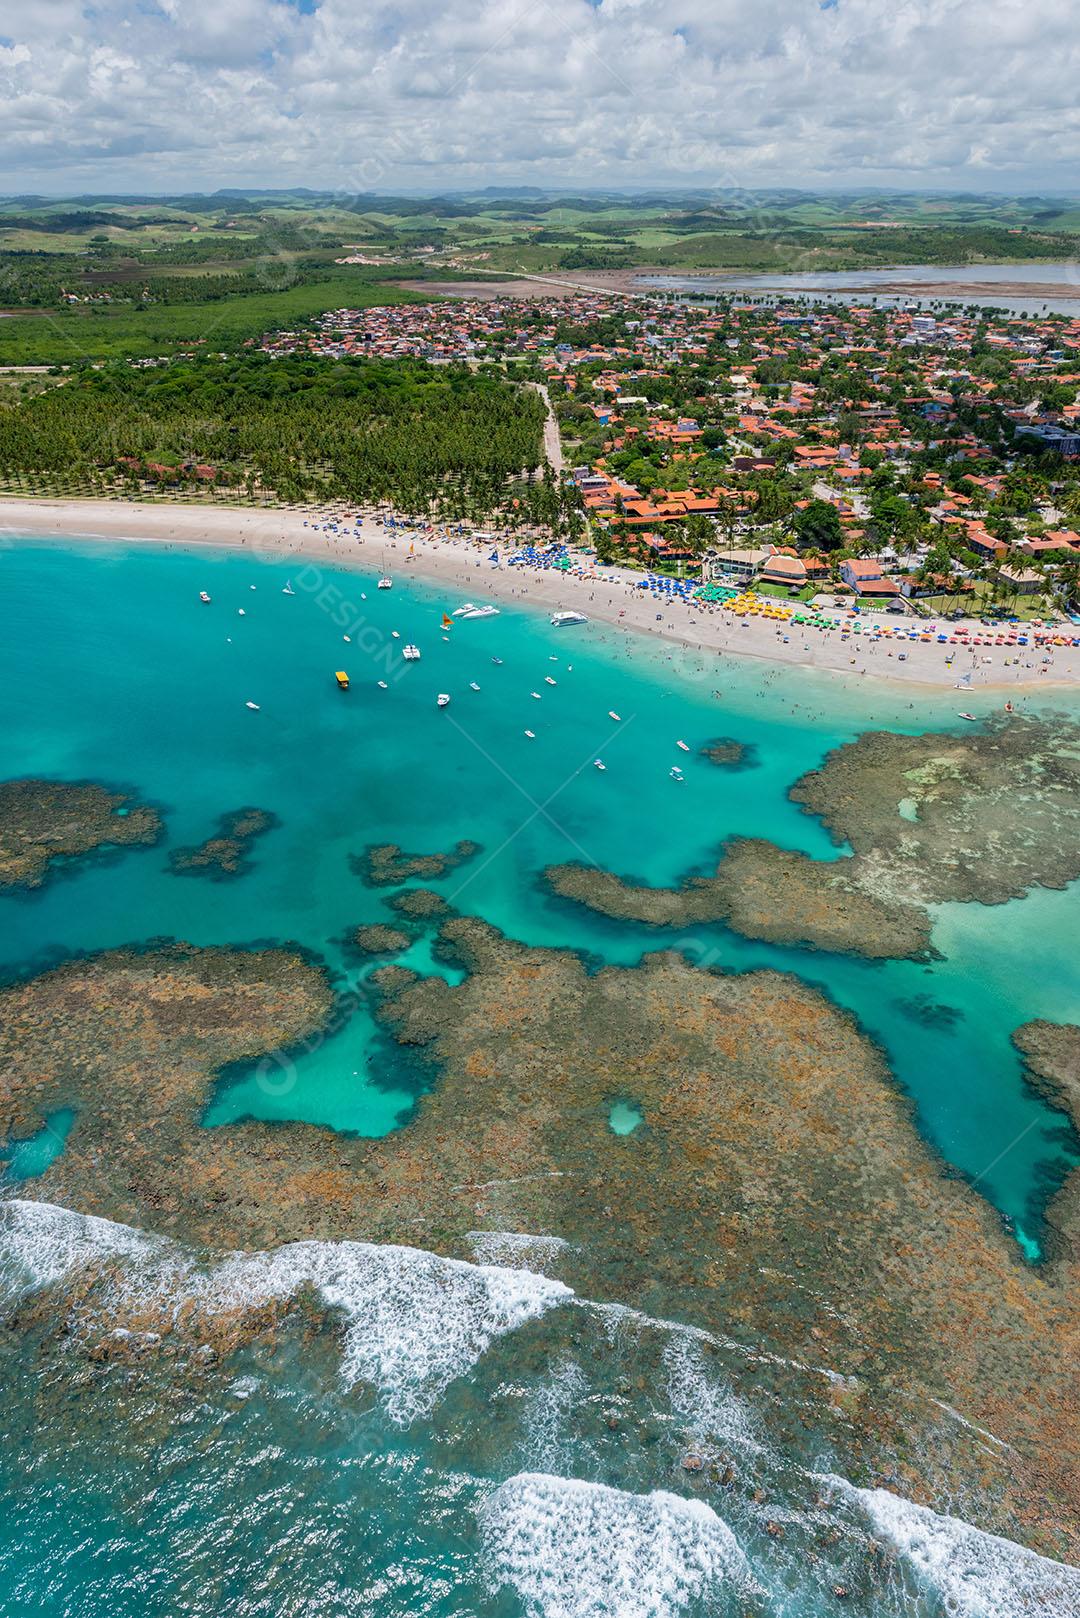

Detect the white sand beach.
xmin=2 ymin=496 xmax=1078 ymax=692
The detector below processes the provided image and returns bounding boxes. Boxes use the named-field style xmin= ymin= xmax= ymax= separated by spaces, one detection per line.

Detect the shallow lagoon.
xmin=2 ymin=538 xmax=1077 ymax=1253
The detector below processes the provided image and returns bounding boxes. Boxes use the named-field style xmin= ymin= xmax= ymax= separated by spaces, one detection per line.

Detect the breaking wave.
xmin=837 ymin=1479 xmax=1080 ymax=1617
xmin=479 ymin=1472 xmax=756 ymax=1618
xmin=0 ymin=1199 xmax=572 ymax=1425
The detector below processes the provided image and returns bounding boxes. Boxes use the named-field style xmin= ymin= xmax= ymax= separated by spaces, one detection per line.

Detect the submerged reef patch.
xmin=0 ymin=778 xmax=162 ymax=891
xmin=352 ymin=840 xmax=480 ymax=887
xmin=352 ymin=925 xmax=413 ymax=958
xmin=5 ymin=919 xmax=1080 ymax=1557
xmin=389 ymin=888 xmax=452 ymax=920
xmin=168 ymin=807 xmax=278 ymax=879
xmin=700 ymin=736 xmax=758 ymax=770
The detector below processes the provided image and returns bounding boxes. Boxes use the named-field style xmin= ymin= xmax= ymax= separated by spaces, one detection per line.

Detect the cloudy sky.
xmin=2 ymin=0 xmax=1078 ymax=195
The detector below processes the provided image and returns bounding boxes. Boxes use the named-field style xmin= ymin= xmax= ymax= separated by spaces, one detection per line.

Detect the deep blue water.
xmin=2 ymin=537 xmax=1080 ymax=1616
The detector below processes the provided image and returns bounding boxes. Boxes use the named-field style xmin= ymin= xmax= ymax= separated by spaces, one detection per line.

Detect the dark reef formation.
xmin=790 ymin=713 xmax=1080 ymax=907
xmin=547 ymin=713 xmax=1080 ymax=961
xmin=4 ymin=921 xmax=1080 ymax=1558
xmin=700 ymin=736 xmax=758 ymax=770
xmin=352 ymin=839 xmax=480 ymax=887
xmin=546 ymin=840 xmax=933 ymax=959
xmin=352 ymin=924 xmax=413 ymax=957
xmin=389 ymin=887 xmax=451 ymax=920
xmin=168 ymin=807 xmax=278 ymax=879
xmin=0 ymin=778 xmax=162 ymax=891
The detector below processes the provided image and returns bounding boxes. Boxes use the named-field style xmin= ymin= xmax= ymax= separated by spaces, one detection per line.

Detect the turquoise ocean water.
xmin=2 ymin=537 xmax=1079 ymax=1616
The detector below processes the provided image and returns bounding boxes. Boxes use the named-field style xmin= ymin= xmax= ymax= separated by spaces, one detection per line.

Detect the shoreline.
xmin=3 ymin=495 xmax=1079 ymax=692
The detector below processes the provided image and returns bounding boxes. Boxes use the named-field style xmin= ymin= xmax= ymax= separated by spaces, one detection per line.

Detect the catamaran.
xmin=551 ymin=610 xmax=588 ymax=628
xmin=378 ymin=577 xmax=393 ymax=590
xmin=403 ymin=644 xmax=421 ymax=661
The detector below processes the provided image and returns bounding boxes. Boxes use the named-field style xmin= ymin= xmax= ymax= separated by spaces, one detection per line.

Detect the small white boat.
xmin=238 ymin=608 xmax=246 ymax=616
xmin=545 ymin=677 xmax=557 ymax=686
xmin=531 ymin=691 xmax=542 ymax=700
xmin=378 ymin=577 xmax=393 ymax=590
xmin=594 ymin=759 xmax=606 ymax=771
xmin=670 ymin=766 xmax=684 ymax=781
xmin=608 ymin=710 xmax=621 ymax=722
xmin=524 ymin=729 xmax=535 ymax=738
xmin=437 ymin=693 xmax=450 ymax=709
xmin=492 ymin=656 xmax=503 ymax=665
xmin=958 ymin=712 xmax=977 ymax=722
xmin=403 ymin=644 xmax=421 ymax=661
xmin=378 ymin=680 xmax=388 ymax=690
xmin=245 ymin=701 xmax=260 ymax=711
xmin=343 ymin=635 xmax=351 ymax=642
xmin=551 ymin=610 xmax=588 ymax=628
xmin=391 ymin=630 xmax=401 ymax=639
xmin=283 ymin=582 xmax=295 ymax=596
xmin=250 ymin=585 xmax=256 ymax=591
xmin=676 ymin=740 xmax=690 ymax=753
xmin=199 ymin=591 xmax=211 ymax=604
xmin=469 ymin=682 xmax=481 ymax=692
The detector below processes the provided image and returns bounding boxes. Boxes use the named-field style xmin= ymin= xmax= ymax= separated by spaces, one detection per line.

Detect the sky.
xmin=1 ymin=0 xmax=1079 ymax=196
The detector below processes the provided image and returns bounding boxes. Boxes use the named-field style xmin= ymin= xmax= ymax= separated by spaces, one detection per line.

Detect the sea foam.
xmin=480 ymin=1471 xmax=755 ymax=1618
xmin=841 ymin=1480 xmax=1080 ymax=1617
xmin=0 ymin=1200 xmax=573 ymax=1425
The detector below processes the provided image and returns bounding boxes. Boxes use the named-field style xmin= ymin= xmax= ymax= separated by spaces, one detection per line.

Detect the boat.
xmin=524 ymin=729 xmax=535 ymax=738
xmin=377 ymin=680 xmax=388 ymax=690
xmin=551 ymin=610 xmax=588 ymax=628
xmin=378 ymin=578 xmax=393 ymax=590
xmin=457 ymin=604 xmax=499 ymax=620
xmin=469 ymin=682 xmax=481 ymax=692
xmin=545 ymin=676 xmax=557 ymax=686
xmin=238 ymin=608 xmax=246 ymax=616
xmin=492 ymin=657 xmax=504 ymax=666
xmin=335 ymin=671 xmax=350 ymax=691
xmin=245 ymin=701 xmax=260 ymax=711
xmin=441 ymin=614 xmax=454 ymax=630
xmin=437 ymin=693 xmax=451 ymax=709
xmin=531 ymin=691 xmax=542 ymax=700
xmin=594 ymin=759 xmax=606 ymax=771
xmin=282 ymin=582 xmax=295 ymax=596
xmin=391 ymin=630 xmax=400 ymax=639
xmin=403 ymin=644 xmax=421 ymax=661
xmin=199 ymin=591 xmax=211 ymax=604
xmin=670 ymin=766 xmax=684 ymax=781
xmin=676 ymin=740 xmax=690 ymax=752
xmin=608 ymin=710 xmax=621 ymax=722
xmin=958 ymin=712 xmax=977 ymax=722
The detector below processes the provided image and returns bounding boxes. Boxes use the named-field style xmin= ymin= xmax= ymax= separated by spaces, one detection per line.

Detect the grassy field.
xmin=0 ymin=272 xmax=428 ymax=365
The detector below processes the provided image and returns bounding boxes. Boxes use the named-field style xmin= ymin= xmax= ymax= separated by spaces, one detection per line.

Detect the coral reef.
xmin=168 ymin=807 xmax=278 ymax=879
xmin=352 ymin=839 xmax=480 ymax=887
xmin=0 ymin=778 xmax=162 ymax=891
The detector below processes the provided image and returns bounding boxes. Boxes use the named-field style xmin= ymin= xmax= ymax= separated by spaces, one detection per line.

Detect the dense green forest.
xmin=0 ymin=355 xmax=547 ymax=513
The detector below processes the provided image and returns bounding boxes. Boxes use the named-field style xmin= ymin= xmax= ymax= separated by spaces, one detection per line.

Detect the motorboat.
xmin=524 ymin=729 xmax=535 ymax=738
xmin=958 ymin=712 xmax=977 ymax=722
xmin=551 ymin=610 xmax=588 ymax=627
xmin=377 ymin=681 xmax=388 ymax=690
xmin=469 ymin=682 xmax=481 ymax=692
xmin=378 ymin=577 xmax=393 ymax=590
xmin=391 ymin=630 xmax=400 ymax=639
xmin=245 ymin=701 xmax=260 ymax=710
xmin=544 ymin=677 xmax=556 ymax=686
xmin=531 ymin=691 xmax=542 ymax=699
xmin=456 ymin=604 xmax=499 ymax=620
xmin=594 ymin=759 xmax=606 ymax=771
xmin=335 ymin=671 xmax=350 ymax=691
xmin=199 ymin=591 xmax=211 ymax=604
xmin=492 ymin=657 xmax=504 ymax=665
xmin=403 ymin=644 xmax=421 ymax=661
xmin=437 ymin=693 xmax=451 ymax=708
xmin=676 ymin=740 xmax=690 ymax=752
xmin=608 ymin=710 xmax=621 ymax=722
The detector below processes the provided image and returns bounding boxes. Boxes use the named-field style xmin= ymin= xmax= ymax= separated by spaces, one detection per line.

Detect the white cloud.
xmin=0 ymin=0 xmax=1077 ymax=192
